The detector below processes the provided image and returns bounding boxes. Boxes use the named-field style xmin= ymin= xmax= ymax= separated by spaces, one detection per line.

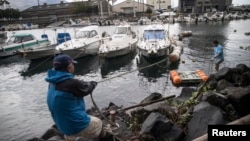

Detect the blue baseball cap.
xmin=53 ymin=53 xmax=77 ymax=70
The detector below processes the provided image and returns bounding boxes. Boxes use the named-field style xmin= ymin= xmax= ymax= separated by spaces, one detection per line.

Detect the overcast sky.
xmin=6 ymin=0 xmax=250 ymax=11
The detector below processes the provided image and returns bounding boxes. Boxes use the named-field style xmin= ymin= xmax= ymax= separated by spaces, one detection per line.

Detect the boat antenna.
xmin=168 ymin=9 xmax=170 ymax=37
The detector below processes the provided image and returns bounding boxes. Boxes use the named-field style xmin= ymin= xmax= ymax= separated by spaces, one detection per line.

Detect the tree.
xmin=1 ymin=8 xmax=20 ymax=22
xmin=145 ymin=7 xmax=153 ymax=18
xmin=0 ymin=0 xmax=10 ymax=5
xmin=70 ymin=2 xmax=91 ymax=16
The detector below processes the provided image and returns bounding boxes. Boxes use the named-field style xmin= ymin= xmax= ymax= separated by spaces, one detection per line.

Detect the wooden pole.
xmin=122 ymin=95 xmax=175 ymax=111
xmin=192 ymin=114 xmax=250 ymax=141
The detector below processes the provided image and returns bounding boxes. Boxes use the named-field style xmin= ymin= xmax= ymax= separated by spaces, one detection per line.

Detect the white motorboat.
xmin=137 ymin=24 xmax=171 ymax=58
xmin=55 ymin=26 xmax=111 ymax=59
xmin=98 ymin=24 xmax=138 ymax=58
xmin=0 ymin=33 xmax=51 ymax=58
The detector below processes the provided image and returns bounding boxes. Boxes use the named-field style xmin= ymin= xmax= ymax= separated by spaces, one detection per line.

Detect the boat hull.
xmin=98 ymin=41 xmax=137 ymax=58
xmin=137 ymin=47 xmax=170 ymax=58
xmin=59 ymin=44 xmax=99 ymax=59
xmin=0 ymin=40 xmax=50 ymax=58
xmin=15 ymin=46 xmax=59 ymax=60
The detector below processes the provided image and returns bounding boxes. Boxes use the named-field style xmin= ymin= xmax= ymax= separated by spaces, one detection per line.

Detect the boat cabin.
xmin=143 ymin=25 xmax=166 ymax=40
xmin=114 ymin=25 xmax=132 ymax=35
xmin=7 ymin=34 xmax=36 ymax=44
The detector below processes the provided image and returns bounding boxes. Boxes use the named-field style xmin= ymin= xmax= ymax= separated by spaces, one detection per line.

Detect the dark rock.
xmin=208 ymin=79 xmax=217 ymax=89
xmin=230 ymin=68 xmax=241 ymax=84
xmin=214 ymin=67 xmax=232 ymax=81
xmin=131 ymin=107 xmax=151 ymax=124
xmin=140 ymin=112 xmax=173 ymax=138
xmin=203 ymin=92 xmax=229 ymax=108
xmin=208 ymin=74 xmax=216 ymax=80
xmin=157 ymin=125 xmax=185 ymax=141
xmin=236 ymin=64 xmax=249 ymax=74
xmin=185 ymin=102 xmax=227 ymax=140
xmin=240 ymin=71 xmax=250 ymax=87
xmin=176 ymin=87 xmax=196 ymax=102
xmin=140 ymin=92 xmax=162 ymax=104
xmin=216 ymin=79 xmax=234 ymax=90
xmin=40 ymin=125 xmax=64 ymax=140
xmin=26 ymin=137 xmax=44 ymax=141
xmin=227 ymin=87 xmax=250 ymax=116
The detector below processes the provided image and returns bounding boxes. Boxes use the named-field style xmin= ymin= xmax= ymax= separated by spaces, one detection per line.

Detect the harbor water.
xmin=0 ymin=19 xmax=250 ymax=140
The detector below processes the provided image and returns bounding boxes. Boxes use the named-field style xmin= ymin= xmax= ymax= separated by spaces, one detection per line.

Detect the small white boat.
xmin=137 ymin=24 xmax=171 ymax=58
xmin=55 ymin=26 xmax=111 ymax=59
xmin=0 ymin=33 xmax=51 ymax=58
xmin=138 ymin=17 xmax=151 ymax=25
xmin=15 ymin=33 xmax=70 ymax=60
xmin=98 ymin=24 xmax=138 ymax=58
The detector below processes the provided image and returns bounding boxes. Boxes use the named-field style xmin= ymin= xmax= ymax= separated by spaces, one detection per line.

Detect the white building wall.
xmin=113 ymin=0 xmax=154 ymax=13
xmin=147 ymin=0 xmax=171 ymax=10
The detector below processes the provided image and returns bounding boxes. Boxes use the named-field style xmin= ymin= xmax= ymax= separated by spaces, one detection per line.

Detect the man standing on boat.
xmin=45 ymin=53 xmax=102 ymax=140
xmin=212 ymin=40 xmax=224 ymax=72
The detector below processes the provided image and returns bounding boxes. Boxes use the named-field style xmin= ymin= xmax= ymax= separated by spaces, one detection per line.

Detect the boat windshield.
xmin=143 ymin=30 xmax=165 ymax=40
xmin=114 ymin=27 xmax=127 ymax=34
xmin=7 ymin=36 xmax=22 ymax=44
xmin=75 ymin=31 xmax=90 ymax=38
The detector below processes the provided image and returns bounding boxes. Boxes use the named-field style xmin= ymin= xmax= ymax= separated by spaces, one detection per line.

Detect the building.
xmin=20 ymin=0 xmax=111 ymax=26
xmin=112 ymin=0 xmax=154 ymax=16
xmin=178 ymin=0 xmax=232 ymax=13
xmin=147 ymin=0 xmax=171 ymax=11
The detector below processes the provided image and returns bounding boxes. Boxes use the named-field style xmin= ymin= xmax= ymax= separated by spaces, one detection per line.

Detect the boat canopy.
xmin=143 ymin=30 xmax=165 ymax=40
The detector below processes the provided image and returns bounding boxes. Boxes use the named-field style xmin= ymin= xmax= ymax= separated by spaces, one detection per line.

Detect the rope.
xmin=88 ymin=57 xmax=168 ymax=139
xmin=94 ymin=57 xmax=168 ymax=83
xmin=90 ymin=92 xmax=118 ymax=127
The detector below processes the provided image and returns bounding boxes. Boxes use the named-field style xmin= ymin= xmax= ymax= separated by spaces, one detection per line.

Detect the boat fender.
xmin=176 ymin=41 xmax=184 ymax=48
xmin=169 ymin=52 xmax=180 ymax=63
xmin=170 ymin=70 xmax=182 ymax=85
xmin=196 ymin=69 xmax=208 ymax=82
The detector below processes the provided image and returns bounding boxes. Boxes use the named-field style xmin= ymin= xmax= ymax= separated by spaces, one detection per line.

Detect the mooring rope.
xmin=87 ymin=57 xmax=169 ymax=139
xmin=95 ymin=57 xmax=168 ymax=83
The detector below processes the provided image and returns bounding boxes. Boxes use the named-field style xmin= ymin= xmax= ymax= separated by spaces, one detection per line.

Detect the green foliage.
xmin=145 ymin=7 xmax=152 ymax=14
xmin=0 ymin=8 xmax=20 ymax=21
xmin=70 ymin=2 xmax=91 ymax=15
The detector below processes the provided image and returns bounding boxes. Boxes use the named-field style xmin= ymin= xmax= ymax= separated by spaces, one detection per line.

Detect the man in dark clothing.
xmin=45 ymin=53 xmax=102 ymax=141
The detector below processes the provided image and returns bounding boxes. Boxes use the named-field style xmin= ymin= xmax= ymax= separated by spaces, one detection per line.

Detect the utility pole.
xmin=99 ymin=0 xmax=103 ymax=18
xmin=158 ymin=0 xmax=161 ymax=10
xmin=133 ymin=0 xmax=136 ymax=17
xmin=108 ymin=0 xmax=110 ymax=16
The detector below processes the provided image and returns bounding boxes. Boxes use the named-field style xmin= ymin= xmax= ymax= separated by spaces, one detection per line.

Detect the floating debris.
xmin=239 ymin=46 xmax=250 ymax=50
xmin=245 ymin=32 xmax=250 ymax=36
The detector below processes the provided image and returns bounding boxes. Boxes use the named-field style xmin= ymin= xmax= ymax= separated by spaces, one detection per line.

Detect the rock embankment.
xmin=27 ymin=63 xmax=250 ymax=141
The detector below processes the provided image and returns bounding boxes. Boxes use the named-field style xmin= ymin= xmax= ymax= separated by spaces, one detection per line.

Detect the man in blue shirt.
xmin=212 ymin=40 xmax=224 ymax=72
xmin=45 ymin=53 xmax=102 ymax=140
